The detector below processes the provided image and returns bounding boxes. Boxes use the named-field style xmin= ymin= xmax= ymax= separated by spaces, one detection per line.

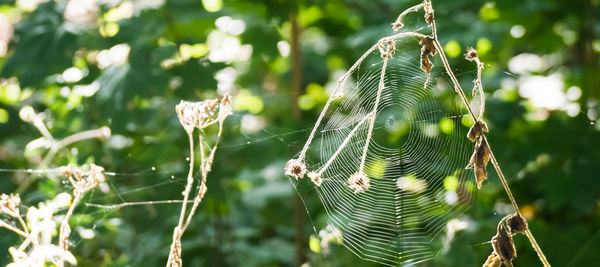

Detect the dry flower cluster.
xmin=167 ymin=94 xmax=232 ymax=267
xmin=0 ymin=164 xmax=105 ymax=267
xmin=285 ymin=1 xmax=550 ymax=266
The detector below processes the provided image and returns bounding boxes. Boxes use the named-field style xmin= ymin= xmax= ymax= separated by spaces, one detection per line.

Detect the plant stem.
xmin=425 ymin=0 xmax=550 ymax=265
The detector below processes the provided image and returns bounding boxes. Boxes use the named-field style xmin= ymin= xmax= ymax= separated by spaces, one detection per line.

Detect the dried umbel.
xmin=0 ymin=193 xmax=21 ymax=217
xmin=348 ymin=172 xmax=370 ymax=193
xmin=175 ymin=98 xmax=218 ymax=133
xmin=285 ymin=158 xmax=307 ymax=180
xmin=61 ymin=163 xmax=104 ymax=194
xmin=168 ymin=94 xmax=231 ymax=267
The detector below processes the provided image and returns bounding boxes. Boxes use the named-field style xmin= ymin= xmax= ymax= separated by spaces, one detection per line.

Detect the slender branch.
xmin=0 ymin=220 xmax=29 ymax=238
xmin=359 ymin=52 xmax=389 ymax=173
xmin=298 ymin=32 xmax=427 ymax=162
xmin=317 ymin=115 xmax=369 ymax=175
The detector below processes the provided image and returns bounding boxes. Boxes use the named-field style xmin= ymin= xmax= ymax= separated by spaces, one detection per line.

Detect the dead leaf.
xmin=491 ymin=223 xmax=516 ymax=267
xmin=466 ymin=138 xmax=490 ymax=189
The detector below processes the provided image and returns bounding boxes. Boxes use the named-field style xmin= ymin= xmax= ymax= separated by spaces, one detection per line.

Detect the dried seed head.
xmin=491 ymin=223 xmax=517 ymax=265
xmin=507 ymin=213 xmax=528 ymax=234
xmin=308 ymin=172 xmax=322 ymax=186
xmin=466 ymin=138 xmax=490 ymax=189
xmin=348 ymin=172 xmax=370 ymax=193
xmin=175 ymin=98 xmax=220 ymax=133
xmin=285 ymin=159 xmax=307 ymax=180
xmin=467 ymin=120 xmax=489 ymax=142
xmin=465 ymin=47 xmax=478 ymax=61
xmin=0 ymin=193 xmax=21 ymax=217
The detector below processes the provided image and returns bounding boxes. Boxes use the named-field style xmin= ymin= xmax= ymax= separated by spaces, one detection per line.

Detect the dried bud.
xmin=491 ymin=223 xmax=516 ymax=266
xmin=99 ymin=126 xmax=111 ymax=139
xmin=19 ymin=105 xmax=37 ymax=122
xmin=0 ymin=193 xmax=21 ymax=217
xmin=348 ymin=172 xmax=370 ymax=193
xmin=285 ymin=159 xmax=307 ymax=180
xmin=507 ymin=213 xmax=528 ymax=234
xmin=466 ymin=138 xmax=490 ymax=189
xmin=465 ymin=47 xmax=478 ymax=61
xmin=307 ymin=172 xmax=322 ymax=186
xmin=392 ymin=22 xmax=403 ymax=31
xmin=467 ymin=120 xmax=489 ymax=142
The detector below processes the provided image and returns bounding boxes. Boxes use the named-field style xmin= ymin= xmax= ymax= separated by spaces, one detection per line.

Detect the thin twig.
xmin=0 ymin=220 xmax=29 ymax=238
xmin=424 ymin=0 xmax=549 ymax=265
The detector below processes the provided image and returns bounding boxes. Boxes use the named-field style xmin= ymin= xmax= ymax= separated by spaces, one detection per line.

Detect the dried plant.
xmin=166 ymin=94 xmax=232 ymax=267
xmin=286 ymin=1 xmax=550 ymax=266
xmin=0 ymin=163 xmax=106 ymax=267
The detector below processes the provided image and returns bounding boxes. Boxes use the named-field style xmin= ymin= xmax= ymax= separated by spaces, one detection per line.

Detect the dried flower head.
xmin=465 ymin=47 xmax=478 ymax=61
xmin=491 ymin=223 xmax=516 ymax=266
xmin=507 ymin=213 xmax=528 ymax=235
xmin=466 ymin=138 xmax=490 ymax=189
xmin=348 ymin=172 xmax=370 ymax=193
xmin=285 ymin=159 xmax=307 ymax=180
xmin=0 ymin=193 xmax=21 ymax=217
xmin=175 ymin=99 xmax=219 ymax=133
xmin=307 ymin=172 xmax=322 ymax=186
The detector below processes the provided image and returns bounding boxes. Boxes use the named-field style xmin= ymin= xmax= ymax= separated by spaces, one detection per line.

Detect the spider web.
xmin=294 ymin=38 xmax=477 ymax=266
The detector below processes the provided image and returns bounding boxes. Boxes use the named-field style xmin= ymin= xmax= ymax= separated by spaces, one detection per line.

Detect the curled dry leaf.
xmin=419 ymin=36 xmax=436 ymax=86
xmin=467 ymin=120 xmax=489 ymax=142
xmin=466 ymin=138 xmax=490 ymax=189
xmin=492 ymin=223 xmax=517 ymax=266
xmin=483 ymin=252 xmax=501 ymax=267
xmin=424 ymin=1 xmax=434 ymax=25
xmin=507 ymin=213 xmax=528 ymax=235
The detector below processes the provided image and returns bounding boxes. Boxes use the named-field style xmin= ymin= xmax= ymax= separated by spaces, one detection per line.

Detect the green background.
xmin=0 ymin=0 xmax=599 ymax=266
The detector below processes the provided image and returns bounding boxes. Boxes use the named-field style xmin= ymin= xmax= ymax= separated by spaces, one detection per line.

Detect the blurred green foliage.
xmin=0 ymin=0 xmax=599 ymax=266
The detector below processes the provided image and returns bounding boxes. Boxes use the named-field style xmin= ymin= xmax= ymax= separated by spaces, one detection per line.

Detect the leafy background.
xmin=0 ymin=0 xmax=598 ymax=266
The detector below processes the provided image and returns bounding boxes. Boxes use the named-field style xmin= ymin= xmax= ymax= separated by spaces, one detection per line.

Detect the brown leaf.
xmin=507 ymin=213 xmax=528 ymax=234
xmin=466 ymin=138 xmax=490 ymax=189
xmin=492 ymin=223 xmax=517 ymax=266
xmin=467 ymin=120 xmax=489 ymax=142
xmin=420 ymin=37 xmax=436 ymax=75
xmin=483 ymin=252 xmax=501 ymax=267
